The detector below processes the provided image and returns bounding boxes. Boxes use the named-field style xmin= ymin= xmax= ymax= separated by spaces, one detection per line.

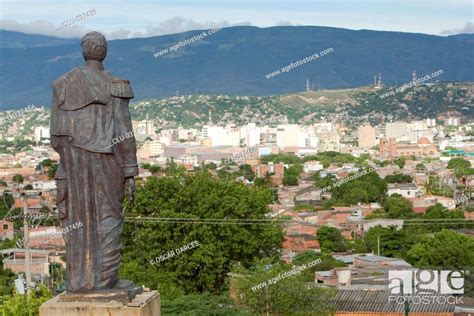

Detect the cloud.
xmin=276 ymin=20 xmax=297 ymax=26
xmin=0 ymin=19 xmax=92 ymax=38
xmin=440 ymin=22 xmax=474 ymax=35
xmin=0 ymin=17 xmax=251 ymax=39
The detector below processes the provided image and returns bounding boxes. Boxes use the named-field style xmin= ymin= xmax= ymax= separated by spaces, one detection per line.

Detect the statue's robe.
xmin=50 ymin=64 xmax=138 ymax=292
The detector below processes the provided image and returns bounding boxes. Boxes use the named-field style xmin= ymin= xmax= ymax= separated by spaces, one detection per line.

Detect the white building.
xmin=276 ymin=124 xmax=299 ymax=148
xmin=387 ymin=183 xmax=421 ymax=198
xmin=303 ymin=161 xmax=324 ymax=173
xmin=34 ymin=126 xmax=50 ymax=143
xmin=385 ymin=122 xmax=409 ymax=141
xmin=241 ymin=123 xmax=261 ymax=147
xmin=202 ymin=125 xmax=239 ymax=147
xmin=31 ymin=180 xmax=56 ymax=191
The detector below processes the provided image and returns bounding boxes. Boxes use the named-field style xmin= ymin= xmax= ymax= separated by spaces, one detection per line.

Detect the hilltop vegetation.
xmin=131 ymin=82 xmax=473 ymax=128
xmin=1 ymin=83 xmax=472 ymax=133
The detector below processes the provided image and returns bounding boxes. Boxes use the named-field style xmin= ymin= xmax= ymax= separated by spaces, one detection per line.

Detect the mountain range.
xmin=0 ymin=26 xmax=473 ymax=110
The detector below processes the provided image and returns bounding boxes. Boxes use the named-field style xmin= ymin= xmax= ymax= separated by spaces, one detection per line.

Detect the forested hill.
xmin=1 ymin=27 xmax=473 ymax=109
xmin=130 ymin=82 xmax=473 ymax=128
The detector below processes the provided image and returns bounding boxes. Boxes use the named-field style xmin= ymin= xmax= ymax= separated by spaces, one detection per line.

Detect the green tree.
xmin=393 ymin=157 xmax=405 ymax=169
xmin=0 ymin=192 xmax=14 ymax=219
xmin=406 ymin=229 xmax=474 ymax=269
xmin=282 ymin=174 xmax=298 ymax=186
xmin=232 ymin=262 xmax=336 ymax=315
xmin=0 ymin=180 xmax=7 ymax=187
xmin=330 ymin=172 xmax=387 ymax=205
xmin=141 ymin=163 xmax=151 ymax=169
xmin=415 ymin=163 xmax=426 ymax=171
xmin=12 ymin=174 xmax=24 ymax=185
xmin=148 ymin=165 xmax=162 ymax=174
xmin=447 ymin=157 xmax=474 ymax=178
xmin=384 ymin=194 xmax=413 ymax=218
xmin=47 ymin=163 xmax=58 ymax=179
xmin=162 ymin=294 xmax=251 ymax=315
xmin=316 ymin=226 xmax=348 ymax=252
xmin=0 ymin=267 xmax=15 ymax=296
xmin=120 ymin=173 xmax=284 ymax=297
xmin=292 ymin=251 xmax=346 ymax=279
xmin=2 ymin=284 xmax=52 ymax=316
xmin=260 ymin=153 xmax=302 ymax=165
xmin=23 ymin=184 xmax=33 ymax=190
xmin=39 ymin=159 xmax=55 ymax=167
xmin=384 ymin=173 xmax=413 ymax=183
xmin=364 ymin=225 xmax=408 ymax=258
xmin=283 ymin=164 xmax=303 ymax=186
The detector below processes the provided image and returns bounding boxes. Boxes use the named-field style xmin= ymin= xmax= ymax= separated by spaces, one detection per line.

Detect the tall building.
xmin=132 ymin=120 xmax=155 ymax=135
xmin=276 ymin=124 xmax=299 ymax=148
xmin=34 ymin=126 xmax=50 ymax=143
xmin=318 ymin=131 xmax=341 ymax=152
xmin=201 ymin=125 xmax=239 ymax=147
xmin=242 ymin=123 xmax=261 ymax=147
xmin=358 ymin=124 xmax=376 ymax=148
xmin=385 ymin=122 xmax=409 ymax=141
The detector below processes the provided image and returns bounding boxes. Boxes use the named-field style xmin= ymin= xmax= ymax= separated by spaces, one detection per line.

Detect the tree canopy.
xmin=120 ymin=172 xmax=284 ymax=298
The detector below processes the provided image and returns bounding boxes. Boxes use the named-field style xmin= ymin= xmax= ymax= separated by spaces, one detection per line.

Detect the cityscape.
xmin=0 ymin=0 xmax=473 ymax=315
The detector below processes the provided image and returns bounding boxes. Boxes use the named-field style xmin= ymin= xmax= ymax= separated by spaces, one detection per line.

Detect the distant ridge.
xmin=0 ymin=26 xmax=473 ymax=109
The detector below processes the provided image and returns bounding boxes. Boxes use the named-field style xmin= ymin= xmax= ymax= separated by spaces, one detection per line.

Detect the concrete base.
xmin=39 ymin=290 xmax=160 ymax=316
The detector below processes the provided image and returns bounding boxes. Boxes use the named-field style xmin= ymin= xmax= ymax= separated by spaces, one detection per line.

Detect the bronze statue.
xmin=50 ymin=31 xmax=141 ymax=300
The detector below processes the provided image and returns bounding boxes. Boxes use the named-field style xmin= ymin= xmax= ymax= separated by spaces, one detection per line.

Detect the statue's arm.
xmin=50 ymin=80 xmax=68 ymax=219
xmin=112 ymin=96 xmax=139 ymax=178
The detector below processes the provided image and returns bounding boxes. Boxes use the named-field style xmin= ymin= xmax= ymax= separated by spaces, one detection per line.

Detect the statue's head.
xmin=81 ymin=31 xmax=107 ymax=62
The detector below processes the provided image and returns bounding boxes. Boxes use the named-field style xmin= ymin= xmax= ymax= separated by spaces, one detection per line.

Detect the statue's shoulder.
xmin=106 ymin=73 xmax=134 ymax=99
xmin=53 ymin=67 xmax=83 ymax=84
xmin=51 ymin=67 xmax=83 ymax=102
xmin=52 ymin=68 xmax=83 ymax=90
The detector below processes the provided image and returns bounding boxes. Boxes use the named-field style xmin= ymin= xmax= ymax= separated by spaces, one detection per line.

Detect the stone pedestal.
xmin=39 ymin=290 xmax=160 ymax=316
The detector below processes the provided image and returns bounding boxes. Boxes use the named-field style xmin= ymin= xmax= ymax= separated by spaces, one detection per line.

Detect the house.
xmin=31 ymin=180 xmax=56 ymax=191
xmin=282 ymin=233 xmax=319 ymax=252
xmin=295 ymin=185 xmax=323 ymax=206
xmin=303 ymin=160 xmax=324 ymax=173
xmin=283 ymin=222 xmax=319 ymax=251
xmin=353 ymin=254 xmax=411 ymax=268
xmin=1 ymin=248 xmax=49 ymax=281
xmin=360 ymin=219 xmax=404 ymax=234
xmin=0 ymin=219 xmax=14 ymax=241
xmin=28 ymin=226 xmax=65 ymax=250
xmin=387 ymin=183 xmax=421 ymax=198
xmin=252 ymin=162 xmax=285 ymax=186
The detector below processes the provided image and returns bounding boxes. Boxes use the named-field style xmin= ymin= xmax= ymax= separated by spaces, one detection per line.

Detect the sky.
xmin=0 ymin=0 xmax=473 ymax=39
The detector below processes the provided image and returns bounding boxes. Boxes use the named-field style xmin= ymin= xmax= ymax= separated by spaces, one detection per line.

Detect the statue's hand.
xmin=125 ymin=177 xmax=135 ymax=209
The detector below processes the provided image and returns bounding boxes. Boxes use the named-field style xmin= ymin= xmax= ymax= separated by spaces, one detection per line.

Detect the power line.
xmin=124 ymin=216 xmax=474 ymax=226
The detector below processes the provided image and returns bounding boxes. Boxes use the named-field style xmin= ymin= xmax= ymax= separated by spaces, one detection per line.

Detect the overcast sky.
xmin=1 ymin=0 xmax=473 ymax=39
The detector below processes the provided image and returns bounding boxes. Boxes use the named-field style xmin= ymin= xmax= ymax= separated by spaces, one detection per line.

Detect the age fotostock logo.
xmin=388 ymin=270 xmax=465 ymax=305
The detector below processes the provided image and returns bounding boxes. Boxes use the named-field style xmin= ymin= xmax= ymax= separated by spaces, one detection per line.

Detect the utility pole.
xmin=22 ymin=193 xmax=32 ymax=287
xmin=377 ymin=235 xmax=380 ymax=256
